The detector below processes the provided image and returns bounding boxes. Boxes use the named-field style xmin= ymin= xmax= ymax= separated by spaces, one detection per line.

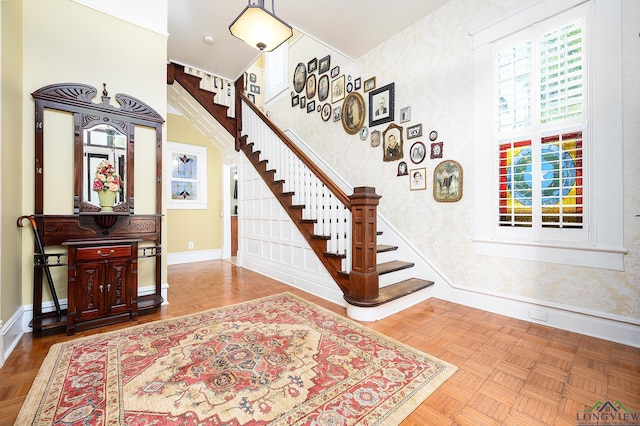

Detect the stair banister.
xmin=233 ymin=83 xmax=381 ymax=301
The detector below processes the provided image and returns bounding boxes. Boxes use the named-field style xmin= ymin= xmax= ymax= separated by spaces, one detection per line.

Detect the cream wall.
xmin=19 ymin=0 xmax=167 ymax=306
xmin=1 ymin=0 xmax=24 ymax=328
xmin=266 ymin=0 xmax=640 ymax=323
xmin=166 ymin=113 xmax=223 ymax=253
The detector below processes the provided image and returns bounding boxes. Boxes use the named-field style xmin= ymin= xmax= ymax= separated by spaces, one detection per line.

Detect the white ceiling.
xmin=168 ymin=0 xmax=450 ymax=81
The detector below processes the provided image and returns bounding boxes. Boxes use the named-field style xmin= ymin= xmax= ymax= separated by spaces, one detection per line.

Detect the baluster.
xmin=337 ymin=205 xmax=346 ymax=255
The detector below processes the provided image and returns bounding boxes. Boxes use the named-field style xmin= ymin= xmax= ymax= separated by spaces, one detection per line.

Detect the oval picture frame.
xmin=341 ymin=92 xmax=366 ymax=135
xmin=293 ymin=62 xmax=307 ymax=94
xmin=410 ymin=141 xmax=426 ymax=164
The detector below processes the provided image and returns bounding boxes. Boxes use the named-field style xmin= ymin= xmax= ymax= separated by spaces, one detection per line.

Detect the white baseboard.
xmin=167 ymin=249 xmax=221 ymax=265
xmin=1 ymin=309 xmax=25 ymax=369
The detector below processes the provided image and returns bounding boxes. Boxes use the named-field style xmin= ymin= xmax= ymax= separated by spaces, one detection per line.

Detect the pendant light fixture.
xmin=229 ymin=0 xmax=293 ymax=52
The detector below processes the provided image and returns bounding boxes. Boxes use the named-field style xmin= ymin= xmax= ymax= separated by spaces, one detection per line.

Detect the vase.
xmin=97 ymin=190 xmax=116 ymax=212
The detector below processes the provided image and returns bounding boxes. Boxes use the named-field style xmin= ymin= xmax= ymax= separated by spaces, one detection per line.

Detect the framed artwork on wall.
xmin=306 ymin=74 xmax=317 ymax=99
xmin=308 ymin=57 xmax=317 ymax=73
xmin=333 ymin=105 xmax=342 ymax=122
xmin=341 ymin=92 xmax=366 ymax=135
xmin=331 ymin=75 xmax=345 ymax=104
xmin=410 ymin=168 xmax=427 ymax=191
xmin=382 ymin=123 xmax=403 ymax=162
xmin=319 ymin=55 xmax=331 ymax=74
xmin=321 ymin=103 xmax=332 ymax=121
xmin=410 ymin=141 xmax=426 ymax=164
xmin=407 ymin=123 xmax=422 ymax=139
xmin=434 ymin=160 xmax=463 ymax=202
xmin=369 ymin=83 xmax=395 ymax=127
xmin=364 ymin=77 xmax=376 ymax=92
xmin=293 ymin=63 xmax=306 ymax=93
xmin=331 ymin=66 xmax=340 ymax=78
xmin=318 ymin=75 xmax=329 ymax=101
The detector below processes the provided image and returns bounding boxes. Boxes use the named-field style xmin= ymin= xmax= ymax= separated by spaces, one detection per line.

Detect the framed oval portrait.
xmin=318 ymin=74 xmax=329 ymax=102
xmin=306 ymin=74 xmax=317 ymax=99
xmin=341 ymin=92 xmax=366 ymax=135
xmin=321 ymin=103 xmax=331 ymax=122
xmin=410 ymin=141 xmax=426 ymax=164
xmin=293 ymin=62 xmax=307 ymax=93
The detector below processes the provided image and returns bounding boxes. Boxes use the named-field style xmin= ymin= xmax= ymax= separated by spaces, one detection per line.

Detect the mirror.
xmin=83 ymin=124 xmax=127 ymax=209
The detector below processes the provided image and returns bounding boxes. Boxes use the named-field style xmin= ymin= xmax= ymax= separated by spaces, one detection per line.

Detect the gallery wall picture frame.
xmin=369 ymin=83 xmax=395 ymax=127
xmin=371 ymin=130 xmax=381 ymax=147
xmin=400 ymin=106 xmax=411 ymax=123
xmin=293 ymin=63 xmax=307 ymax=93
xmin=321 ymin=103 xmax=332 ymax=121
xmin=300 ymin=96 xmax=306 ymax=109
xmin=307 ymin=100 xmax=316 ymax=113
xmin=354 ymin=77 xmax=361 ymax=91
xmin=319 ymin=55 xmax=331 ymax=74
xmin=359 ymin=126 xmax=369 ymax=141
xmin=331 ymin=75 xmax=345 ymax=104
xmin=306 ymin=74 xmax=317 ymax=99
xmin=318 ymin=75 xmax=329 ymax=101
xmin=341 ymin=92 xmax=366 ymax=135
xmin=308 ymin=57 xmax=318 ymax=73
xmin=397 ymin=161 xmax=408 ymax=176
xmin=250 ymin=84 xmax=260 ymax=94
xmin=248 ymin=93 xmax=256 ymax=103
xmin=410 ymin=168 xmax=427 ymax=191
xmin=249 ymin=73 xmax=257 ymax=83
xmin=410 ymin=141 xmax=426 ymax=164
xmin=382 ymin=122 xmax=403 ymax=162
xmin=331 ymin=66 xmax=340 ymax=78
xmin=433 ymin=160 xmax=463 ymax=202
xmin=407 ymin=123 xmax=422 ymax=139
xmin=291 ymin=95 xmax=299 ymax=107
xmin=364 ymin=77 xmax=376 ymax=92
xmin=430 ymin=141 xmax=443 ymax=159
xmin=333 ymin=105 xmax=342 ymax=122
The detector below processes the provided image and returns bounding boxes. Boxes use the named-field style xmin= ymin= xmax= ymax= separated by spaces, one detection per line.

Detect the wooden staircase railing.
xmin=168 ymin=62 xmax=434 ymax=308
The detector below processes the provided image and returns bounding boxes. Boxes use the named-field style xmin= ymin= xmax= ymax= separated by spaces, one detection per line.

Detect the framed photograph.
xmin=410 ymin=168 xmax=427 ymax=191
xmin=300 ymin=96 xmax=306 ymax=109
xmin=354 ymin=77 xmax=361 ymax=91
xmin=397 ymin=161 xmax=408 ymax=176
xmin=250 ymin=84 xmax=260 ymax=94
xmin=400 ymin=106 xmax=411 ymax=123
xmin=331 ymin=66 xmax=340 ymax=78
xmin=364 ymin=77 xmax=376 ymax=92
xmin=317 ymin=104 xmax=321 ymax=112
xmin=346 ymin=82 xmax=353 ymax=93
xmin=319 ymin=55 xmax=331 ymax=74
xmin=407 ymin=123 xmax=423 ymax=139
xmin=248 ymin=93 xmax=255 ymax=103
xmin=359 ymin=126 xmax=369 ymax=141
xmin=291 ymin=95 xmax=299 ymax=107
xmin=333 ymin=105 xmax=342 ymax=122
xmin=306 ymin=74 xmax=316 ymax=99
xmin=331 ymin=75 xmax=345 ymax=104
xmin=308 ymin=57 xmax=317 ymax=73
xmin=429 ymin=130 xmax=438 ymax=141
xmin=341 ymin=92 xmax=366 ymax=135
xmin=382 ymin=123 xmax=403 ymax=162
xmin=321 ymin=103 xmax=332 ymax=121
xmin=410 ymin=141 xmax=426 ymax=164
xmin=307 ymin=100 xmax=315 ymax=113
xmin=369 ymin=83 xmax=395 ymax=127
xmin=371 ymin=130 xmax=381 ymax=147
xmin=293 ymin=62 xmax=307 ymax=93
xmin=434 ymin=160 xmax=463 ymax=202
xmin=430 ymin=142 xmax=443 ymax=159
xmin=318 ymin=75 xmax=329 ymax=101
xmin=249 ymin=73 xmax=257 ymax=83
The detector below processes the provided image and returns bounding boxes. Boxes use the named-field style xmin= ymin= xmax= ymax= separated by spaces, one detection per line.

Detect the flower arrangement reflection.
xmin=93 ymin=160 xmax=122 ymax=193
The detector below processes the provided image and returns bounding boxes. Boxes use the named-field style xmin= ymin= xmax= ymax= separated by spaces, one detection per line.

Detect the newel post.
xmin=348 ymin=186 xmax=381 ymax=301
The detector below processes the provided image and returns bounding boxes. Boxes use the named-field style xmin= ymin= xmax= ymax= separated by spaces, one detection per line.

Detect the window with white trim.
xmin=473 ymin=0 xmax=625 ymax=270
xmin=166 ymin=142 xmax=208 ymax=210
xmin=265 ymin=42 xmax=288 ymax=102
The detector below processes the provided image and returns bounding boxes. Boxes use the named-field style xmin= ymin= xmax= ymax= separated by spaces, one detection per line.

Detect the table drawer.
xmin=75 ymin=245 xmax=132 ymax=261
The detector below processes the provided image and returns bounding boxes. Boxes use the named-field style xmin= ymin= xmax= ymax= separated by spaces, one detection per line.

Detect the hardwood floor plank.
xmin=0 ymin=259 xmax=638 ymax=425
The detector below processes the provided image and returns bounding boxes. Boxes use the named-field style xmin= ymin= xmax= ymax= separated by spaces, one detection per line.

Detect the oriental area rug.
xmin=16 ymin=293 xmax=457 ymax=425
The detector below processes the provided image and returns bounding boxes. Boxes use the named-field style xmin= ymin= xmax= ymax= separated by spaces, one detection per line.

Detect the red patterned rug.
xmin=17 ymin=293 xmax=456 ymax=425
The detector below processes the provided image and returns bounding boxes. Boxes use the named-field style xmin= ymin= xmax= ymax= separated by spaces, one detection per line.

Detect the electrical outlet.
xmin=188 ymin=242 xmax=194 ymax=250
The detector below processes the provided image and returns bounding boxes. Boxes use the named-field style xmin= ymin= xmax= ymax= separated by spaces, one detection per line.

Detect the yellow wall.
xmin=19 ymin=0 xmax=167 ymax=305
xmin=1 ymin=0 xmax=24 ymax=326
xmin=166 ymin=113 xmax=222 ymax=253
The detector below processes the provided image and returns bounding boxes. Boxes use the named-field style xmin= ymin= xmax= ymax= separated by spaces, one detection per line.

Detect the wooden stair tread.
xmin=377 ymin=244 xmax=398 ymax=253
xmin=377 ymin=260 xmax=414 ymax=275
xmin=344 ymin=278 xmax=434 ymax=307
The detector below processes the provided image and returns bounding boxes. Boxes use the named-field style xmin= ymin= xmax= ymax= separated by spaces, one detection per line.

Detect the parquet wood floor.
xmin=1 ymin=260 xmax=638 ymax=425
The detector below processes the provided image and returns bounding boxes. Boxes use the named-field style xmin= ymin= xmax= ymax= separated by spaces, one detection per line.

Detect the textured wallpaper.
xmin=266 ymin=0 xmax=640 ymax=321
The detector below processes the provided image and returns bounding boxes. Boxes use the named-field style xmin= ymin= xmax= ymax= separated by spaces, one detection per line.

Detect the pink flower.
xmin=93 ymin=160 xmax=122 ymax=193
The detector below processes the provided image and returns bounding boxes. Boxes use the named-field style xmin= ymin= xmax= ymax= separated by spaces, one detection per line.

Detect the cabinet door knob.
xmin=107 ymin=284 xmax=111 ymax=292
xmin=99 ymin=285 xmax=104 ymax=293
xmin=96 ymin=249 xmax=115 ymax=257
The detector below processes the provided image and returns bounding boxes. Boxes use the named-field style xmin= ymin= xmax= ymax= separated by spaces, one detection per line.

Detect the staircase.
xmin=167 ymin=62 xmax=434 ymax=316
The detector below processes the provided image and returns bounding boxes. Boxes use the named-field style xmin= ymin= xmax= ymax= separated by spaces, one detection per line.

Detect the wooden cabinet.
xmin=65 ymin=240 xmax=140 ymax=335
xmin=231 ymin=215 xmax=238 ymax=256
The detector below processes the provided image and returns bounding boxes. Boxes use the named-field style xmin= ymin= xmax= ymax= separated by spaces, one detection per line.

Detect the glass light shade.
xmin=229 ymin=5 xmax=293 ymax=51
